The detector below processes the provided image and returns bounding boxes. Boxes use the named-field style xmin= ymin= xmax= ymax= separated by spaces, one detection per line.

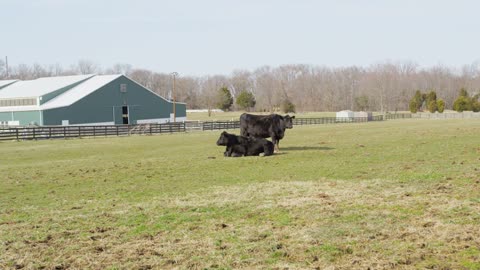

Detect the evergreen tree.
xmin=453 ymin=88 xmax=472 ymax=112
xmin=216 ymin=87 xmax=233 ymax=111
xmin=437 ymin=99 xmax=445 ymax=113
xmin=281 ymin=98 xmax=296 ymax=113
xmin=459 ymin=88 xmax=469 ymax=97
xmin=355 ymin=95 xmax=369 ymax=111
xmin=413 ymin=90 xmax=425 ymax=111
xmin=472 ymin=94 xmax=480 ymax=112
xmin=236 ymin=90 xmax=256 ymax=111
xmin=409 ymin=100 xmax=418 ymax=113
xmin=409 ymin=90 xmax=425 ymax=112
xmin=426 ymin=90 xmax=437 ymax=105
xmin=427 ymin=100 xmax=437 ymax=113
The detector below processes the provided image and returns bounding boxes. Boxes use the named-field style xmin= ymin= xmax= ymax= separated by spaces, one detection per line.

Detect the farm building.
xmin=336 ymin=110 xmax=354 ymax=121
xmin=354 ymin=111 xmax=373 ymax=120
xmin=0 ymin=74 xmax=186 ymax=126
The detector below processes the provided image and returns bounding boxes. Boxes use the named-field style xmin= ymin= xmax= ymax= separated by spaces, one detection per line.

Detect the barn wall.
xmin=0 ymin=110 xmax=42 ymax=125
xmin=43 ymin=76 xmax=186 ymax=125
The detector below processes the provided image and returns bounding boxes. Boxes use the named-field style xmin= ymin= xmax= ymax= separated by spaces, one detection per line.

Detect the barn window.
xmin=0 ymin=98 xmax=37 ymax=107
xmin=120 ymin=84 xmax=127 ymax=93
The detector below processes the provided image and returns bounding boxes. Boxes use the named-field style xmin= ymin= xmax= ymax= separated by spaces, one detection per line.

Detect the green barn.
xmin=0 ymin=74 xmax=186 ymax=126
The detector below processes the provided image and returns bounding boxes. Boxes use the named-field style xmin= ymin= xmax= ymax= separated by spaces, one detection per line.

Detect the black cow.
xmin=240 ymin=113 xmax=295 ymax=152
xmin=216 ymin=131 xmax=274 ymax=157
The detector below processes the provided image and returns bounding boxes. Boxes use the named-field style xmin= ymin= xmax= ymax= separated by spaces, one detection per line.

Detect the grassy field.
xmin=1 ymin=119 xmax=480 ymax=269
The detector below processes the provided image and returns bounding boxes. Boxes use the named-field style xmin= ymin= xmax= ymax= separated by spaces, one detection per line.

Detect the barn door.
xmin=122 ymin=106 xmax=129 ymax=124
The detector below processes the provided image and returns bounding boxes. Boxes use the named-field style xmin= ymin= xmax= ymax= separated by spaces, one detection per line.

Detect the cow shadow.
xmin=280 ymin=146 xmax=334 ymax=151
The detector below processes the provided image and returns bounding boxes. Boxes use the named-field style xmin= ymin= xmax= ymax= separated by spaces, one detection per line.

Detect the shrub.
xmin=453 ymin=96 xmax=471 ymax=112
xmin=281 ymin=99 xmax=296 ymax=113
xmin=426 ymin=90 xmax=437 ymax=105
xmin=409 ymin=100 xmax=418 ymax=113
xmin=216 ymin=87 xmax=233 ymax=111
xmin=472 ymin=100 xmax=480 ymax=112
xmin=427 ymin=100 xmax=437 ymax=113
xmin=437 ymin=99 xmax=445 ymax=113
xmin=410 ymin=90 xmax=425 ymax=112
xmin=236 ymin=90 xmax=256 ymax=111
xmin=355 ymin=95 xmax=369 ymax=111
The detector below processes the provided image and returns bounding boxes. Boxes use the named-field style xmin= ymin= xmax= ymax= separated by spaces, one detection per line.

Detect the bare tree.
xmin=3 ymin=59 xmax=480 ymax=112
xmin=77 ymin=59 xmax=99 ymax=74
xmin=105 ymin=63 xmax=132 ymax=75
xmin=199 ymin=75 xmax=228 ymax=116
xmin=129 ymin=69 xmax=153 ymax=89
xmin=0 ymin=59 xmax=5 ymax=79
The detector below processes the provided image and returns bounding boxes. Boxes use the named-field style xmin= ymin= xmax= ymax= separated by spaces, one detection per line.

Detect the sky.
xmin=1 ymin=0 xmax=480 ymax=76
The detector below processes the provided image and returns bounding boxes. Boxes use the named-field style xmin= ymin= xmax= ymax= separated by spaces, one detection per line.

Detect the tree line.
xmin=1 ymin=59 xmax=479 ymax=112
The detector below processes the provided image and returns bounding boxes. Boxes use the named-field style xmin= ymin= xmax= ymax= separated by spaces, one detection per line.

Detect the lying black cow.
xmin=216 ymin=131 xmax=274 ymax=157
xmin=240 ymin=113 xmax=295 ymax=152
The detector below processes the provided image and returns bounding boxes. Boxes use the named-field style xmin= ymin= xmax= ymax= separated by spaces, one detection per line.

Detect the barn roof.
xmin=0 ymin=80 xmax=18 ymax=89
xmin=0 ymin=74 xmax=94 ymax=99
xmin=41 ymin=74 xmax=122 ymax=110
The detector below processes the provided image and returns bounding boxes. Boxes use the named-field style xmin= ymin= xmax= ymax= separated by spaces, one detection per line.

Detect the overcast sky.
xmin=1 ymin=0 xmax=480 ymax=76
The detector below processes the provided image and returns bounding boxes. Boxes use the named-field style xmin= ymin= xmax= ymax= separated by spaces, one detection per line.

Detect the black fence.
xmin=0 ymin=113 xmax=412 ymax=141
xmin=385 ymin=113 xmax=412 ymax=120
xmin=293 ymin=116 xmax=376 ymax=125
xmin=196 ymin=114 xmax=412 ymax=131
xmin=202 ymin=121 xmax=240 ymax=131
xmin=0 ymin=123 xmax=186 ymax=141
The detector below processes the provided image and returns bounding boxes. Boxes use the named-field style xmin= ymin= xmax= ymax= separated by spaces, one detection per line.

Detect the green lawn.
xmin=1 ymin=119 xmax=480 ymax=269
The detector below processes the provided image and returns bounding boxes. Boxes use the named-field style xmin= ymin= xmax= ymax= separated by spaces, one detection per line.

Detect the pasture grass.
xmin=1 ymin=119 xmax=480 ymax=269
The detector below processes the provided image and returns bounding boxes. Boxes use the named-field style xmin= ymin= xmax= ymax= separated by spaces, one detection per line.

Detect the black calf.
xmin=216 ymin=131 xmax=274 ymax=157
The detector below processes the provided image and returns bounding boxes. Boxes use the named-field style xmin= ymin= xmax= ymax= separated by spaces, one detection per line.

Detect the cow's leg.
xmin=272 ymin=136 xmax=280 ymax=153
xmin=225 ymin=146 xmax=233 ymax=157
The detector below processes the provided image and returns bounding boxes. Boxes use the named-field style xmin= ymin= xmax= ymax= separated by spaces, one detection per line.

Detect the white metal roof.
xmin=41 ymin=74 xmax=122 ymax=110
xmin=0 ymin=74 xmax=94 ymax=99
xmin=0 ymin=80 xmax=18 ymax=89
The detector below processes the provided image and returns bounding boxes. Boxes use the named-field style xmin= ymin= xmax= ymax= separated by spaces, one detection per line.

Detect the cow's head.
xmin=283 ymin=115 xmax=295 ymax=129
xmin=216 ymin=131 xmax=231 ymax=146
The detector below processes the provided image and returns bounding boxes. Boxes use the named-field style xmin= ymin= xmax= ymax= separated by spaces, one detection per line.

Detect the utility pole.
xmin=5 ymin=56 xmax=9 ymax=78
xmin=171 ymin=72 xmax=178 ymax=122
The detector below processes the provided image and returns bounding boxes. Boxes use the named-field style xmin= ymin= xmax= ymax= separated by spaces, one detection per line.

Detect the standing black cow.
xmin=240 ymin=113 xmax=295 ymax=152
xmin=216 ymin=131 xmax=274 ymax=157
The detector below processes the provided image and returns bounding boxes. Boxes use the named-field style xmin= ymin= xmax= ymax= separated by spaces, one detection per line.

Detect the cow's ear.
xmin=291 ymin=116 xmax=295 ymax=119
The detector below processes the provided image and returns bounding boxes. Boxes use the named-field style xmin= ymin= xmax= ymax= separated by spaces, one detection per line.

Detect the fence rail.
xmin=0 ymin=123 xmax=186 ymax=141
xmin=202 ymin=121 xmax=240 ymax=131
xmin=385 ymin=113 xmax=413 ymax=120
